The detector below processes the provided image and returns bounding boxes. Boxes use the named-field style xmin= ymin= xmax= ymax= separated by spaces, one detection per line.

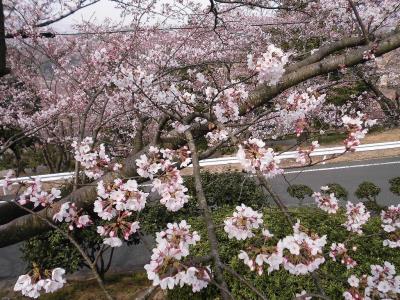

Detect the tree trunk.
xmin=0 ymin=0 xmax=9 ymax=77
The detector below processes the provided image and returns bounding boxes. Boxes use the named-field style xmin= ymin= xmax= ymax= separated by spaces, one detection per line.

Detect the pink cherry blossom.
xmin=329 ymin=243 xmax=357 ymax=269
xmin=342 ymin=113 xmax=376 ymax=151
xmin=237 ymin=138 xmax=283 ymax=178
xmin=14 ymin=267 xmax=66 ymax=299
xmin=277 ymin=220 xmax=327 ymax=275
xmin=136 ymin=147 xmax=190 ymax=211
xmin=296 ymin=141 xmax=320 ymax=165
xmin=71 ymin=137 xmax=112 ymax=179
xmin=312 ymin=186 xmax=339 ymax=214
xmin=343 ymin=202 xmax=370 ymax=234
xmin=53 ymin=202 xmax=91 ymax=230
xmin=97 ymin=211 xmax=140 ymax=247
xmin=95 ymin=179 xmax=148 ymax=220
xmin=224 ymin=204 xmax=263 ymax=240
xmin=144 ymin=221 xmax=206 ymax=292
xmin=17 ymin=179 xmax=61 ymax=208
xmin=248 ymin=45 xmax=288 ymax=85
xmin=381 ymin=205 xmax=400 ymax=248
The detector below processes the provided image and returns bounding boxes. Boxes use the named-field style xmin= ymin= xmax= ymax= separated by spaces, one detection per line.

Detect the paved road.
xmin=1 ymin=156 xmax=399 ymax=281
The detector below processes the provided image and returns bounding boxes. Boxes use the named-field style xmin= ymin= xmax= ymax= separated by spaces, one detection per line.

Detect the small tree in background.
xmin=325 ymin=183 xmax=348 ymax=201
xmin=355 ymin=181 xmax=382 ymax=212
xmin=389 ymin=177 xmax=400 ymax=196
xmin=287 ymin=184 xmax=313 ymax=206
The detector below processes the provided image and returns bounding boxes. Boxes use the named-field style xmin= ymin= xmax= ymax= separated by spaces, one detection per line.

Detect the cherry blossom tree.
xmin=1 ymin=0 xmax=400 ymax=299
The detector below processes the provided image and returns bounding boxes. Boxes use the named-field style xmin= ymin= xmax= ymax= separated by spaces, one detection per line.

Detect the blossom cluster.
xmin=17 ymin=178 xmax=61 ymax=208
xmin=224 ymin=204 xmax=263 ymax=240
xmin=144 ymin=221 xmax=210 ymax=292
xmin=363 ymin=50 xmax=376 ymax=61
xmin=248 ymin=45 xmax=288 ymax=85
xmin=276 ymin=90 xmax=326 ymax=137
xmin=136 ymin=146 xmax=190 ymax=211
xmin=277 ymin=221 xmax=327 ymax=275
xmin=343 ymin=202 xmax=371 ymax=234
xmin=53 ymin=202 xmax=91 ymax=230
xmin=95 ymin=178 xmax=148 ymax=220
xmin=71 ymin=137 xmax=121 ymax=179
xmin=238 ymin=229 xmax=282 ymax=275
xmin=342 ymin=113 xmax=376 ymax=151
xmin=94 ymin=178 xmax=147 ymax=247
xmin=237 ymin=138 xmax=283 ymax=178
xmin=312 ymin=186 xmax=339 ymax=214
xmin=211 ymin=85 xmax=248 ymax=123
xmin=381 ymin=204 xmax=400 ymax=248
xmin=14 ymin=268 xmax=66 ymax=299
xmin=238 ymin=248 xmax=283 ymax=276
xmin=235 ymin=218 xmax=327 ymax=276
xmin=329 ymin=243 xmax=357 ymax=269
xmin=343 ymin=262 xmax=400 ymax=299
xmin=296 ymin=141 xmax=320 ymax=165
xmin=205 ymin=129 xmax=229 ymax=146
xmin=97 ymin=212 xmax=140 ymax=247
xmin=0 ymin=169 xmax=15 ymax=194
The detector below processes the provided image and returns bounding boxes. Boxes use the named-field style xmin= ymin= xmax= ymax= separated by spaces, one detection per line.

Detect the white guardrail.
xmin=1 ymin=141 xmax=399 ymax=187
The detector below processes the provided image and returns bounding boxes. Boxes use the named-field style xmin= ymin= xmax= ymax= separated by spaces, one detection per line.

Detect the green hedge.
xmin=168 ymin=207 xmax=400 ymax=300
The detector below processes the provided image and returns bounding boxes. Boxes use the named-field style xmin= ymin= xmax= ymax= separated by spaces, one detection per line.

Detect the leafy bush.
xmin=325 ymin=183 xmax=348 ymax=200
xmin=21 ymin=225 xmax=100 ymax=275
xmin=140 ymin=172 xmax=270 ymax=234
xmin=21 ymin=218 xmax=140 ymax=279
xmin=168 ymin=207 xmax=400 ymax=300
xmin=389 ymin=177 xmax=400 ymax=196
xmin=287 ymin=184 xmax=313 ymax=205
xmin=355 ymin=181 xmax=382 ymax=212
xmin=355 ymin=181 xmax=380 ymax=201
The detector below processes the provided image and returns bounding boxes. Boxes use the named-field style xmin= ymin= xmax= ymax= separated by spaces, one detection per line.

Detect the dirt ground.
xmin=0 ymin=273 xmax=160 ymax=300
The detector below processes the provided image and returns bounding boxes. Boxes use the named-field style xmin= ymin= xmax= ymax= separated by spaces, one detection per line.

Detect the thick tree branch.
xmin=244 ymin=30 xmax=400 ymax=114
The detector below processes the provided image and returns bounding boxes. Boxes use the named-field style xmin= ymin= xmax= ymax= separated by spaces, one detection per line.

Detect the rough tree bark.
xmin=0 ymin=0 xmax=9 ymax=77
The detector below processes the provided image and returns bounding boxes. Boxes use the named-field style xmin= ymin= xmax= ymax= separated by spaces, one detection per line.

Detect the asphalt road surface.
xmin=272 ymin=156 xmax=400 ymax=207
xmin=0 ymin=156 xmax=399 ymax=281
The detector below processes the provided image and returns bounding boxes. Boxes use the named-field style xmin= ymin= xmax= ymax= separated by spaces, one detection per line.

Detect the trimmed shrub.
xmin=355 ymin=182 xmax=380 ymax=202
xmin=287 ymin=184 xmax=313 ymax=205
xmin=389 ymin=177 xmax=400 ymax=196
xmin=326 ymin=183 xmax=348 ymax=201
xmin=355 ymin=181 xmax=382 ymax=212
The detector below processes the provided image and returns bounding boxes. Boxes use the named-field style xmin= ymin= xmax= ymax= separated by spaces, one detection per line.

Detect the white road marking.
xmin=1 ymin=160 xmax=400 ymax=202
xmin=284 ymin=160 xmax=400 ymax=174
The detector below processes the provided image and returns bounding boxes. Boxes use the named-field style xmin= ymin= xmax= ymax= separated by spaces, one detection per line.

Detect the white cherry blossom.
xmin=224 ymin=204 xmax=263 ymax=240
xmin=343 ymin=202 xmax=370 ymax=234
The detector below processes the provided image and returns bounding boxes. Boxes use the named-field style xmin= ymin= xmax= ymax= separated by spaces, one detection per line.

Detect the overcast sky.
xmin=51 ymin=0 xmax=208 ymax=32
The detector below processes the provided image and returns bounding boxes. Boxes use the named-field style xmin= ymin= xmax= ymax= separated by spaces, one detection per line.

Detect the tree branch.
xmin=185 ymin=129 xmax=231 ymax=300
